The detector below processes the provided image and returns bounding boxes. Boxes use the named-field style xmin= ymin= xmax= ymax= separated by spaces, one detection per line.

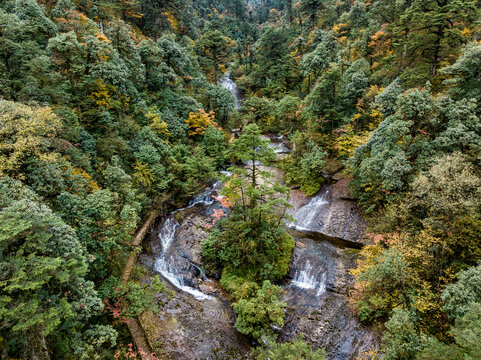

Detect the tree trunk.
xmin=24 ymin=331 xmax=50 ymax=360
xmin=398 ymin=28 xmax=409 ymax=75
xmin=430 ymin=29 xmax=443 ymax=78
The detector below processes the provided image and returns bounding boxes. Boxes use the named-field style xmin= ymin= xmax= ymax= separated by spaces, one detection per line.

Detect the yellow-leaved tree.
xmin=0 ymin=100 xmax=61 ymax=179
xmin=146 ymin=110 xmax=170 ymax=138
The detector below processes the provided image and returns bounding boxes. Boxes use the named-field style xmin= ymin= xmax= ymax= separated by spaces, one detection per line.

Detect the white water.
xmin=154 ymin=216 xmax=214 ymax=301
xmin=268 ymin=141 xmax=290 ymax=154
xmin=219 ymin=170 xmax=233 ymax=177
xmin=153 ymin=172 xmax=235 ymax=301
xmin=291 ymin=260 xmax=327 ymax=296
xmin=187 ymin=181 xmax=220 ymax=207
xmin=288 ymin=190 xmax=330 ymax=232
xmin=186 ymin=171 xmax=235 ymax=207
xmin=219 ymin=70 xmax=241 ymax=110
xmin=159 ymin=217 xmax=178 ymax=251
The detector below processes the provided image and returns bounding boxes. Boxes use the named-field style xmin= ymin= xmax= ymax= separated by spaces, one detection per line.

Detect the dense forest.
xmin=1 ymin=0 xmax=481 ymax=359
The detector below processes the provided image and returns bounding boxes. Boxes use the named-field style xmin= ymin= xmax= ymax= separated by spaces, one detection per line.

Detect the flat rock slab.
xmin=141 ymin=285 xmax=251 ymax=360
xmin=288 ymin=172 xmax=366 ymax=245
xmin=281 ymin=293 xmax=379 ymax=360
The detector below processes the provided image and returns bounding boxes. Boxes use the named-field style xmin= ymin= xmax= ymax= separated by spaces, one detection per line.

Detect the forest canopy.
xmin=1 ymin=0 xmax=481 ymax=359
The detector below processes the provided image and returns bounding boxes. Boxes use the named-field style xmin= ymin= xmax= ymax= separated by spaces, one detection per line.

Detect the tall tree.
xmin=396 ymin=0 xmax=477 ymax=84
xmin=196 ymin=30 xmax=230 ymax=82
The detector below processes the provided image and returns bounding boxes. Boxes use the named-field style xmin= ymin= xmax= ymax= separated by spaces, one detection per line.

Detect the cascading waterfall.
xmin=153 ymin=173 xmax=233 ymax=301
xmin=145 ymin=69 xmax=375 ymax=359
xmin=288 ymin=190 xmax=330 ymax=232
xmin=219 ymin=70 xmax=241 ymax=110
xmin=187 ymin=181 xmax=221 ymax=207
xmin=291 ymin=260 xmax=327 ymax=297
xmin=267 ymin=136 xmax=290 ymax=154
xmin=153 ymin=216 xmax=213 ymax=301
xmin=268 ymin=142 xmax=290 ymax=154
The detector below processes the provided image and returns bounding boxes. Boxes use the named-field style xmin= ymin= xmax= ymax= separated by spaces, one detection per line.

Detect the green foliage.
xmin=3 ymin=0 xmax=481 ymax=357
xmin=196 ymin=30 xmax=231 ymax=81
xmin=240 ymin=96 xmax=277 ymax=130
xmin=350 ymin=86 xmax=481 ymax=212
xmin=418 ymin=302 xmax=481 ymax=360
xmin=354 ymin=248 xmax=412 ymax=323
xmin=204 ymin=216 xmax=294 ymax=289
xmin=233 ymin=281 xmax=286 ymax=339
xmin=182 ymin=146 xmax=217 ymax=195
xmin=0 ymin=1 xmax=249 ymax=356
xmin=300 ymin=31 xmax=338 ymax=80
xmin=253 ymin=26 xmax=301 ymax=97
xmin=412 ymin=152 xmax=481 ymax=222
xmin=219 ymin=269 xmax=260 ymax=301
xmin=254 ymin=337 xmax=326 ymax=360
xmin=275 ymin=95 xmax=302 ymax=132
xmin=300 ymin=0 xmax=324 ymax=27
xmin=99 ymin=275 xmax=171 ymax=319
xmin=0 ymin=100 xmax=61 ymax=179
xmin=202 ymin=124 xmax=294 ymax=337
xmin=442 ymin=263 xmax=481 ymax=320
xmin=441 ymin=43 xmax=481 ymax=110
xmin=202 ymin=125 xmax=227 ymax=168
xmin=382 ymin=309 xmax=426 ymax=360
xmin=396 ymin=0 xmax=477 ymax=86
xmin=0 ymin=178 xmax=109 ymax=359
xmin=281 ymin=132 xmax=327 ymax=196
xmin=302 ymin=66 xmax=342 ymax=133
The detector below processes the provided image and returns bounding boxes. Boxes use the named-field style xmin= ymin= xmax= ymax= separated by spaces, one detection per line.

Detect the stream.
xmin=139 ymin=70 xmax=378 ymax=359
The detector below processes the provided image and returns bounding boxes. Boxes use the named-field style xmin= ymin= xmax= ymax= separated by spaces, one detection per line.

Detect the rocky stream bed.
xmin=138 ymin=157 xmax=378 ymax=359
xmin=137 ymin=70 xmax=378 ymax=359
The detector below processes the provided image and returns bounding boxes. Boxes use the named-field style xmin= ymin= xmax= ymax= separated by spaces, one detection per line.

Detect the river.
xmin=138 ymin=69 xmax=378 ymax=359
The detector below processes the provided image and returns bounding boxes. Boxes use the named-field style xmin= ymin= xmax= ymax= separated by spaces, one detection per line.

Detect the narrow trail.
xmin=120 ymin=194 xmax=172 ymax=360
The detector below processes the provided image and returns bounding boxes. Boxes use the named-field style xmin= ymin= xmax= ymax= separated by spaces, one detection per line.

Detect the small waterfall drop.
xmin=268 ymin=142 xmax=290 ymax=154
xmin=291 ymin=260 xmax=327 ymax=296
xmin=153 ymin=171 xmax=233 ymax=301
xmin=187 ymin=181 xmax=221 ymax=207
xmin=153 ymin=216 xmax=213 ymax=301
xmin=219 ymin=70 xmax=241 ymax=110
xmin=288 ymin=190 xmax=330 ymax=232
xmin=267 ymin=135 xmax=290 ymax=154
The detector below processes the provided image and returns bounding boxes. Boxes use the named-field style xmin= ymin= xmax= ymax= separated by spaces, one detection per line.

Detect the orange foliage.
xmin=212 ymin=194 xmax=233 ymax=209
xmin=369 ymin=24 xmax=393 ymax=60
xmin=119 ymin=0 xmax=143 ymax=19
xmin=162 ymin=12 xmax=178 ymax=32
xmin=71 ymin=167 xmax=100 ymax=192
xmin=185 ymin=109 xmax=220 ymax=136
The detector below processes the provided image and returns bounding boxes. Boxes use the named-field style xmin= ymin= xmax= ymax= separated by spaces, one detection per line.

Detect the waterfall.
xmin=187 ymin=181 xmax=220 ymax=207
xmin=268 ymin=141 xmax=290 ymax=154
xmin=291 ymin=260 xmax=327 ymax=296
xmin=288 ymin=190 xmax=330 ymax=232
xmin=152 ymin=171 xmax=233 ymax=301
xmin=153 ymin=216 xmax=213 ymax=301
xmin=219 ymin=70 xmax=241 ymax=110
xmin=159 ymin=217 xmax=178 ymax=251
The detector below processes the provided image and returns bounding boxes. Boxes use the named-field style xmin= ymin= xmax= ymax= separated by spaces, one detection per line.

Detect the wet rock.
xmin=138 ymin=253 xmax=155 ymax=270
xmin=142 ymin=200 xmax=252 ymax=359
xmin=141 ymin=272 xmax=251 ymax=359
xmin=199 ymin=281 xmax=220 ymax=295
xmin=139 ymin=148 xmax=378 ymax=359
xmin=281 ymin=237 xmax=378 ymax=360
xmin=288 ymin=172 xmax=366 ymax=245
xmin=281 ymin=293 xmax=378 ymax=360
xmin=176 ymin=213 xmax=209 ymax=265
